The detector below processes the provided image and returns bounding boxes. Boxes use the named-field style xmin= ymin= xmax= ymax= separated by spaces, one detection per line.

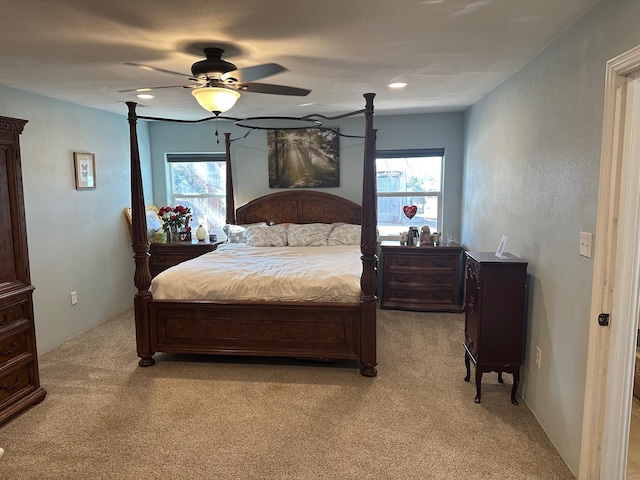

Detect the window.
xmin=376 ymin=149 xmax=444 ymax=240
xmin=167 ymin=153 xmax=226 ymax=234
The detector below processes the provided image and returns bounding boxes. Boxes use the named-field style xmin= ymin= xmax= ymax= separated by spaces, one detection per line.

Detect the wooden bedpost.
xmin=127 ymin=102 xmax=155 ymax=367
xmin=225 ymin=132 xmax=236 ymax=225
xmin=360 ymin=92 xmax=378 ymax=377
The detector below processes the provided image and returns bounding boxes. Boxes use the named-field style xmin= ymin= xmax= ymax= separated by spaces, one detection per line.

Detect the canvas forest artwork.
xmin=268 ymin=128 xmax=340 ymax=188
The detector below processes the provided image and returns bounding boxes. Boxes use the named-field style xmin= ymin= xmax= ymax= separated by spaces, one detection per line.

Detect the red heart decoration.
xmin=403 ymin=205 xmax=417 ymax=220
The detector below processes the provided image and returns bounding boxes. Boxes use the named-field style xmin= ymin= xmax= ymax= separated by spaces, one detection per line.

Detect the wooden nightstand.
xmin=149 ymin=239 xmax=223 ymax=277
xmin=380 ymin=243 xmax=464 ymax=312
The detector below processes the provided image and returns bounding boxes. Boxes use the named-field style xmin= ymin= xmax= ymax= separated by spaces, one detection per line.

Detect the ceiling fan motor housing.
xmin=191 ymin=48 xmax=237 ymax=82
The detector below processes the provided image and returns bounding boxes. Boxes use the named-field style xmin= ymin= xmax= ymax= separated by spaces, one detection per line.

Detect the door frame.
xmin=579 ymin=45 xmax=640 ymax=479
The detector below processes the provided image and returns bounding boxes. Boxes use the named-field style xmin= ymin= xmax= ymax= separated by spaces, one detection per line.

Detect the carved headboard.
xmin=235 ymin=190 xmax=362 ymax=225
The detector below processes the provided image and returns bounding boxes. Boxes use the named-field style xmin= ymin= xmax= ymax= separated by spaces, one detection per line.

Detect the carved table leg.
xmin=138 ymin=354 xmax=155 ymax=367
xmin=360 ymin=363 xmax=378 ymax=377
xmin=511 ymin=370 xmax=520 ymax=405
xmin=474 ymin=368 xmax=483 ymax=404
xmin=498 ymin=372 xmax=504 ymax=383
xmin=464 ymin=351 xmax=471 ymax=382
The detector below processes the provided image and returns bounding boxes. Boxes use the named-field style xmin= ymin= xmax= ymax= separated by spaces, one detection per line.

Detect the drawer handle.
xmin=0 ymin=314 xmax=8 ymax=326
xmin=394 ymin=275 xmax=410 ymax=283
xmin=432 ymin=276 xmax=446 ymax=284
xmin=432 ymin=293 xmax=449 ymax=300
xmin=0 ymin=341 xmax=18 ymax=356
xmin=433 ymin=260 xmax=449 ymax=267
xmin=0 ymin=376 xmax=21 ymax=391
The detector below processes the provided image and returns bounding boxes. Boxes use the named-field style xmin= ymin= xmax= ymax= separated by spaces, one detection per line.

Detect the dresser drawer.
xmin=0 ymin=323 xmax=30 ymax=366
xmin=0 ymin=358 xmax=33 ymax=405
xmin=385 ymin=286 xmax=457 ymax=305
xmin=0 ymin=300 xmax=31 ymax=331
xmin=386 ymin=254 xmax=456 ymax=271
xmin=388 ymin=273 xmax=455 ymax=288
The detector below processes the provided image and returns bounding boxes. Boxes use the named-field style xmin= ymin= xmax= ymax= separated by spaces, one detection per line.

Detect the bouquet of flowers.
xmin=158 ymin=205 xmax=192 ymax=235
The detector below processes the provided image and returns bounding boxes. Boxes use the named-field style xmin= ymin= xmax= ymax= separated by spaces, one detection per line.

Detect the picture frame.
xmin=73 ymin=152 xmax=96 ymax=189
xmin=267 ymin=128 xmax=340 ymax=188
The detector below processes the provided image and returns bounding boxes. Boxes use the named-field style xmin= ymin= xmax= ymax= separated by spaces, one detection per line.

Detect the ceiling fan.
xmin=120 ymin=47 xmax=311 ymax=114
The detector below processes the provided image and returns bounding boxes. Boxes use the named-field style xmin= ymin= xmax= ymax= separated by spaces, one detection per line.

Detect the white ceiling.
xmin=1 ymin=0 xmax=599 ymax=120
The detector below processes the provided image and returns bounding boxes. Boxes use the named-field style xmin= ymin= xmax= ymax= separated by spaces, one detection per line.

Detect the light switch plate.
xmin=580 ymin=231 xmax=592 ymax=258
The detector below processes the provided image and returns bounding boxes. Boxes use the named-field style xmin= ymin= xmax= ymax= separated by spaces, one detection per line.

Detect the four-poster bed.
xmin=127 ymin=93 xmax=377 ymax=376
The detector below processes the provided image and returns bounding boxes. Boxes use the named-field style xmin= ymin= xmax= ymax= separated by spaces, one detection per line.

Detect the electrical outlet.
xmin=535 ymin=346 xmax=541 ymax=369
xmin=580 ymin=231 xmax=592 ymax=258
xmin=70 ymin=291 xmax=78 ymax=306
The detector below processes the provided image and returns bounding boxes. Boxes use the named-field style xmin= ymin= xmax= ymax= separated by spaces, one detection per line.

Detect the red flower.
xmin=158 ymin=205 xmax=192 ymax=233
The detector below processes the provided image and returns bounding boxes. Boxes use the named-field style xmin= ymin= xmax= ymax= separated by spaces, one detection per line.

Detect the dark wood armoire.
xmin=0 ymin=116 xmax=46 ymax=424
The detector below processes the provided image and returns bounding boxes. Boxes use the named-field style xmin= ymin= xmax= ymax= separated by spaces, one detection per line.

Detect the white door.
xmin=579 ymin=47 xmax=640 ymax=479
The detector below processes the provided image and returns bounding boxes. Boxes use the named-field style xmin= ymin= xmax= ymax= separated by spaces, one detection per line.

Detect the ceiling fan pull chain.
xmin=214 ymin=118 xmax=220 ymax=144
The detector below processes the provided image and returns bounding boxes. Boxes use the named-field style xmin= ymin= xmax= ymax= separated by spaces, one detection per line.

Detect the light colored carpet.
xmin=0 ymin=308 xmax=575 ymax=479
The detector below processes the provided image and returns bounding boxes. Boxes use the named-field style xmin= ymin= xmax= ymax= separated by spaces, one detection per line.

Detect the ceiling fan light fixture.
xmin=191 ymin=86 xmax=240 ymax=113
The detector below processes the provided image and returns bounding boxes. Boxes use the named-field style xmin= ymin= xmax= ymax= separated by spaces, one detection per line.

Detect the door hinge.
xmin=598 ymin=313 xmax=610 ymax=327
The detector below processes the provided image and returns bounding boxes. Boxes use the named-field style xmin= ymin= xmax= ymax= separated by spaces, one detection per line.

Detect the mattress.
xmin=150 ymin=243 xmax=362 ymax=303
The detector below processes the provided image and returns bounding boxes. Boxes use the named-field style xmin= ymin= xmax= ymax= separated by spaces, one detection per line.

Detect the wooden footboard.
xmin=148 ymin=301 xmax=362 ymax=361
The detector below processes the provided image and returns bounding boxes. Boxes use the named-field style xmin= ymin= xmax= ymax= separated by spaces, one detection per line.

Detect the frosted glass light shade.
xmin=191 ymin=87 xmax=240 ymax=113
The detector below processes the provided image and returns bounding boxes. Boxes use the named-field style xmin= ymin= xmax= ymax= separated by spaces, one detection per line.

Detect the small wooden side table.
xmin=148 ymin=239 xmax=223 ymax=277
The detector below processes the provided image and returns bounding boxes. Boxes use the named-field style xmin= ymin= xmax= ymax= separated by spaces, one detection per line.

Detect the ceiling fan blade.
xmin=123 ymin=62 xmax=195 ymax=80
xmin=221 ymin=63 xmax=287 ymax=83
xmin=237 ymin=82 xmax=311 ymax=96
xmin=117 ymin=84 xmax=198 ymax=93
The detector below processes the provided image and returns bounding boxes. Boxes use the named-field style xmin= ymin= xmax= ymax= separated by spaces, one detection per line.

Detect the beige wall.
xmin=0 ymin=85 xmax=151 ymax=353
xmin=148 ymin=111 xmax=465 ymax=241
xmin=462 ymin=0 xmax=640 ymax=474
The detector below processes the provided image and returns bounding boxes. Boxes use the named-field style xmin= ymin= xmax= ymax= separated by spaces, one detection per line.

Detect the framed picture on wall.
xmin=267 ymin=128 xmax=340 ymax=188
xmin=73 ymin=152 xmax=96 ymax=189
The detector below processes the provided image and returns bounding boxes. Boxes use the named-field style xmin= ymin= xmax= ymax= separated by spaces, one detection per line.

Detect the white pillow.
xmin=287 ymin=223 xmax=332 ymax=247
xmin=328 ymin=224 xmax=361 ymax=246
xmin=223 ymin=222 xmax=267 ymax=243
xmin=246 ymin=224 xmax=288 ymax=247
xmin=146 ymin=210 xmax=163 ymax=234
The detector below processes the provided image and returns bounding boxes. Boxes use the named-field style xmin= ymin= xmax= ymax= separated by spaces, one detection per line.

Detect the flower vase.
xmin=167 ymin=225 xmax=180 ymax=243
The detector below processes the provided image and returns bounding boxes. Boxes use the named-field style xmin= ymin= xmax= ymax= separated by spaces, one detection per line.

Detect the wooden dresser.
xmin=463 ymin=251 xmax=528 ymax=404
xmin=149 ymin=240 xmax=222 ymax=277
xmin=0 ymin=116 xmax=46 ymax=424
xmin=380 ymin=243 xmax=464 ymax=312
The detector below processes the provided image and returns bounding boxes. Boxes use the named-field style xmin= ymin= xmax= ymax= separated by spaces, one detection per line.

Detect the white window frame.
xmin=167 ymin=152 xmax=227 ymax=230
xmin=376 ymin=148 xmax=444 ymax=241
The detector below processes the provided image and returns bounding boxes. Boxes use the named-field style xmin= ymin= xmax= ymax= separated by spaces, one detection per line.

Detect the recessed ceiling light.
xmin=388 ymin=82 xmax=408 ymax=89
xmin=137 ymin=93 xmax=155 ymax=99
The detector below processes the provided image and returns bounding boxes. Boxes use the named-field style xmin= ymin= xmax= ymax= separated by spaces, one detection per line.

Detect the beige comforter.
xmin=151 ymin=243 xmax=362 ymax=303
